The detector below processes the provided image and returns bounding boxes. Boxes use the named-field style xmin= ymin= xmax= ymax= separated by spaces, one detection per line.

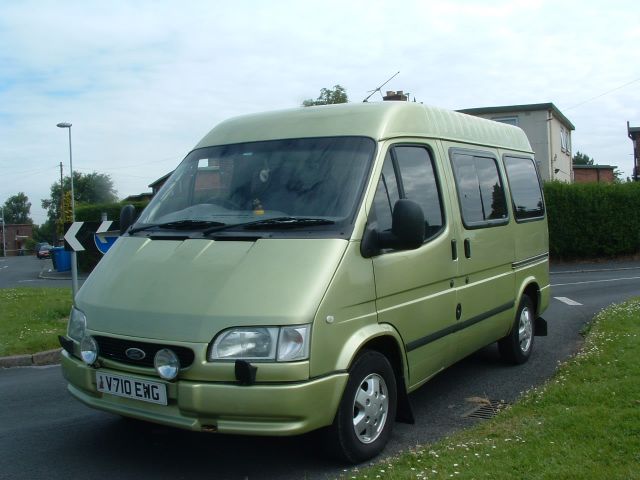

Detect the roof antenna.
xmin=363 ymin=71 xmax=400 ymax=102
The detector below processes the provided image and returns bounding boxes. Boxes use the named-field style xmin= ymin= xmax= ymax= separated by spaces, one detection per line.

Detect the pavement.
xmin=2 ymin=257 xmax=639 ymax=369
xmin=549 ymin=258 xmax=640 ymax=274
xmin=38 ymin=264 xmax=84 ymax=281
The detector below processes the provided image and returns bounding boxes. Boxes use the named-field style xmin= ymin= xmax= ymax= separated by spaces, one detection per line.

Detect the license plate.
xmin=96 ymin=372 xmax=167 ymax=406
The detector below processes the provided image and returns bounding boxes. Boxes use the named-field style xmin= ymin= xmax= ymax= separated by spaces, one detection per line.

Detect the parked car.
xmin=36 ymin=243 xmax=53 ymax=259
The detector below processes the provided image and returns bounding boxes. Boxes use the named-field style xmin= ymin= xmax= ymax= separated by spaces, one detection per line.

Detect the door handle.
xmin=451 ymin=239 xmax=458 ymax=260
xmin=464 ymin=238 xmax=471 ymax=258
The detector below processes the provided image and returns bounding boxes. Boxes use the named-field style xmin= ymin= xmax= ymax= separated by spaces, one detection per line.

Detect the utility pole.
xmin=59 ymin=162 xmax=64 ymax=245
xmin=1 ymin=206 xmax=5 ymax=257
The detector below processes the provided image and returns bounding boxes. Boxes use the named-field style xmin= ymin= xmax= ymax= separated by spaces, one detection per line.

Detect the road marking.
xmin=17 ymin=279 xmax=38 ymax=283
xmin=551 ymin=276 xmax=640 ymax=287
xmin=0 ymin=265 xmax=8 ymax=270
xmin=554 ymin=296 xmax=583 ymax=306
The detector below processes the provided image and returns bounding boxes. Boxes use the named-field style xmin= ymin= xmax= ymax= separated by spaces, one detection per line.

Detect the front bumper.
xmin=61 ymin=351 xmax=348 ymax=436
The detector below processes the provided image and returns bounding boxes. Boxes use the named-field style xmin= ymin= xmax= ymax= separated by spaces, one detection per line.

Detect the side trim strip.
xmin=512 ymin=252 xmax=549 ymax=270
xmin=406 ymin=301 xmax=515 ymax=352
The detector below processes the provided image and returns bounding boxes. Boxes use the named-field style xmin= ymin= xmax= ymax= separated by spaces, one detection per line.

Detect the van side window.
xmin=451 ymin=151 xmax=508 ymax=227
xmin=372 ymin=146 xmax=444 ymax=241
xmin=504 ymin=156 xmax=545 ymax=220
xmin=371 ymin=152 xmax=400 ymax=232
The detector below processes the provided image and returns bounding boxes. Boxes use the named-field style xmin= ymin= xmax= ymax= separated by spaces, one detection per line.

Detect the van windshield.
xmin=134 ymin=136 xmax=375 ymax=237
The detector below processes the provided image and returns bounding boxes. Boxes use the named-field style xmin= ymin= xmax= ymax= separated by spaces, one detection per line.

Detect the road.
xmin=0 ymin=255 xmax=74 ymax=289
xmin=1 ymin=262 xmax=639 ymax=479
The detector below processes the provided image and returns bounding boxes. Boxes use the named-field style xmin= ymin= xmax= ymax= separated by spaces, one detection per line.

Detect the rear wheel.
xmin=499 ymin=295 xmax=535 ymax=364
xmin=326 ymin=350 xmax=397 ymax=463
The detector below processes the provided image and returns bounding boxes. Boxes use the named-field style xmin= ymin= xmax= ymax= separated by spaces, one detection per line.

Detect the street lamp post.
xmin=1 ymin=206 xmax=5 ymax=257
xmin=56 ymin=122 xmax=79 ymax=298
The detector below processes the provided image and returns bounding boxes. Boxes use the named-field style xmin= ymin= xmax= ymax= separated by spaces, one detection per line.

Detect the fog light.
xmin=154 ymin=349 xmax=180 ymax=380
xmin=80 ymin=335 xmax=99 ymax=365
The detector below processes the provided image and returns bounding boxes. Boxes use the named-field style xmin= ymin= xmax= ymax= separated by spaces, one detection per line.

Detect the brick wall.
xmin=573 ymin=167 xmax=615 ymax=184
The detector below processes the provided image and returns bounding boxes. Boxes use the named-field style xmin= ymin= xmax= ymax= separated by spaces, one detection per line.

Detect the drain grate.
xmin=462 ymin=399 xmax=509 ymax=419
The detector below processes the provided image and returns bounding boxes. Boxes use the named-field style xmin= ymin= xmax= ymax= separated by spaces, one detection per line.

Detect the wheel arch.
xmin=518 ymin=278 xmax=541 ymax=316
xmin=336 ymin=324 xmax=414 ymax=424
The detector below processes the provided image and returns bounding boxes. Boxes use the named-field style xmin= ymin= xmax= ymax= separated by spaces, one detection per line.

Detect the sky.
xmin=1 ymin=0 xmax=639 ymax=225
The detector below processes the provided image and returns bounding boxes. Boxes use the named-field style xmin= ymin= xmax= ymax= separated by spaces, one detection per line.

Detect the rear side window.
xmin=372 ymin=145 xmax=444 ymax=241
xmin=504 ymin=156 xmax=545 ymax=220
xmin=450 ymin=150 xmax=508 ymax=228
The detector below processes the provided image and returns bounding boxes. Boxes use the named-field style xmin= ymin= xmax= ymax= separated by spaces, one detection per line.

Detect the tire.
xmin=325 ymin=350 xmax=397 ymax=463
xmin=499 ymin=295 xmax=535 ymax=364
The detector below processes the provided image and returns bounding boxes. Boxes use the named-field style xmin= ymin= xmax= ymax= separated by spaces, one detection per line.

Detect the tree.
xmin=573 ymin=151 xmax=594 ymax=166
xmin=41 ymin=171 xmax=118 ymax=224
xmin=302 ymin=85 xmax=348 ymax=107
xmin=2 ymin=192 xmax=32 ymax=224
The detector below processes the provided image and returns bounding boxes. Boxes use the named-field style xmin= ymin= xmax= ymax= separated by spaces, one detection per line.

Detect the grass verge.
xmin=0 ymin=287 xmax=72 ymax=356
xmin=342 ymin=299 xmax=640 ymax=480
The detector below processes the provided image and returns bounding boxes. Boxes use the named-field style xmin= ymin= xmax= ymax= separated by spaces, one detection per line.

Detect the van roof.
xmin=195 ymin=102 xmax=533 ymax=153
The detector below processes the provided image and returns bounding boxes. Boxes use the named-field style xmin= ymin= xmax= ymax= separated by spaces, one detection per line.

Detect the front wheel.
xmin=325 ymin=350 xmax=397 ymax=463
xmin=499 ymin=295 xmax=535 ymax=364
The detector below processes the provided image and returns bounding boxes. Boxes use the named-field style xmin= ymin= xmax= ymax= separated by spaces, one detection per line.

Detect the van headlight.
xmin=68 ymin=307 xmax=87 ymax=342
xmin=209 ymin=325 xmax=310 ymax=362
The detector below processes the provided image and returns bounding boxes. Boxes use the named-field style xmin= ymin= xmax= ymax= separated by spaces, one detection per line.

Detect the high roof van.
xmin=60 ymin=102 xmax=549 ymax=463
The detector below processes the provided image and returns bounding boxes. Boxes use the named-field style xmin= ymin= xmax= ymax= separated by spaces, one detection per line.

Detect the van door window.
xmin=395 ymin=146 xmax=444 ymax=239
xmin=450 ymin=151 xmax=508 ymax=228
xmin=372 ymin=146 xmax=444 ymax=241
xmin=503 ymin=156 xmax=545 ymax=221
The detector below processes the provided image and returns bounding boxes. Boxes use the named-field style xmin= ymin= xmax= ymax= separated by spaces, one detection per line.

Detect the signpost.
xmin=64 ymin=221 xmax=120 ymax=255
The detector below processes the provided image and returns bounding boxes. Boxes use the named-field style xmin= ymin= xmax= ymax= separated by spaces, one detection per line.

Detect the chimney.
xmin=382 ymin=90 xmax=409 ymax=101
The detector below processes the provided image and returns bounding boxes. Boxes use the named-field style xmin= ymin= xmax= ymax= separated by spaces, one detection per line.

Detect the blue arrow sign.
xmin=93 ymin=221 xmax=118 ymax=255
xmin=94 ymin=234 xmax=118 ymax=254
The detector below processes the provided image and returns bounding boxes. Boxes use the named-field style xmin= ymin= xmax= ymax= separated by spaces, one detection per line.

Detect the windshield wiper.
xmin=129 ymin=220 xmax=226 ymax=234
xmin=203 ymin=217 xmax=335 ymax=235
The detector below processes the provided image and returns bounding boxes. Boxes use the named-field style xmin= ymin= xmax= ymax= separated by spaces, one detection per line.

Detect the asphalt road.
xmin=1 ymin=261 xmax=639 ymax=479
xmin=0 ymin=255 xmax=73 ymax=289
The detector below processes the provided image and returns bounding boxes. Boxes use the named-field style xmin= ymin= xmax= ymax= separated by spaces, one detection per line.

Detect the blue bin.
xmin=51 ymin=247 xmax=71 ymax=272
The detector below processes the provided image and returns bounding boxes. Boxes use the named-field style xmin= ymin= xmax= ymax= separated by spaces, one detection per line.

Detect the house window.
xmin=492 ymin=116 xmax=518 ymax=127
xmin=560 ymin=127 xmax=567 ymax=152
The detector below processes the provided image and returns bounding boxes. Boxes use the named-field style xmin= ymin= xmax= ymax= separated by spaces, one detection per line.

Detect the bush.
xmin=75 ymin=201 xmax=148 ymax=223
xmin=544 ymin=181 xmax=640 ymax=259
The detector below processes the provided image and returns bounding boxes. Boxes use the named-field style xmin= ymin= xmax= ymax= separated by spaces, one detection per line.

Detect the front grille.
xmin=94 ymin=336 xmax=195 ymax=368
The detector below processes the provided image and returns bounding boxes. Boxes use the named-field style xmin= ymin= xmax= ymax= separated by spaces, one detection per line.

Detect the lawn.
xmin=0 ymin=287 xmax=73 ymax=356
xmin=342 ymin=299 xmax=640 ymax=480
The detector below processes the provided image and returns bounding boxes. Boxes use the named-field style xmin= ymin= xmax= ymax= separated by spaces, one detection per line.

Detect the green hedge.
xmin=75 ymin=201 xmax=149 ymax=223
xmin=74 ymin=201 xmax=148 ymax=272
xmin=544 ymin=181 xmax=640 ymax=259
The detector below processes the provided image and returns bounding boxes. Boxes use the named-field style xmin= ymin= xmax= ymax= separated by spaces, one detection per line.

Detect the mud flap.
xmin=535 ymin=316 xmax=548 ymax=336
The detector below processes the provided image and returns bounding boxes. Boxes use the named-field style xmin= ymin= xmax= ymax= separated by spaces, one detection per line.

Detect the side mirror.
xmin=119 ymin=204 xmax=137 ymax=235
xmin=361 ymin=199 xmax=425 ymax=257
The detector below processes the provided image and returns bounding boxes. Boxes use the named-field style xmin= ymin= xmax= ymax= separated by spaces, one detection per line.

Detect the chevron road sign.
xmin=64 ymin=221 xmax=120 ymax=254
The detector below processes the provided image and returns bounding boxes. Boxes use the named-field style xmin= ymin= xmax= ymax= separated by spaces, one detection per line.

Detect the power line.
xmin=566 ymin=76 xmax=640 ymax=111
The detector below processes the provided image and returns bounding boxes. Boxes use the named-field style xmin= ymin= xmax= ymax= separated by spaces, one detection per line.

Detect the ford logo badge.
xmin=125 ymin=348 xmax=146 ymax=361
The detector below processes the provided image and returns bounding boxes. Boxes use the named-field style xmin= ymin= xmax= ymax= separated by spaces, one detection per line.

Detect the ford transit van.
xmin=60 ymin=102 xmax=549 ymax=463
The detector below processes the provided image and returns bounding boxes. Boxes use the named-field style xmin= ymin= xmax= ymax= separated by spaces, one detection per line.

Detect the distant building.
xmin=573 ymin=165 xmax=616 ymax=184
xmin=458 ymin=103 xmax=575 ymax=183
xmin=0 ymin=223 xmax=33 ymax=255
xmin=149 ymin=172 xmax=172 ymax=195
xmin=628 ymin=121 xmax=640 ymax=181
xmin=123 ymin=192 xmax=153 ymax=203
